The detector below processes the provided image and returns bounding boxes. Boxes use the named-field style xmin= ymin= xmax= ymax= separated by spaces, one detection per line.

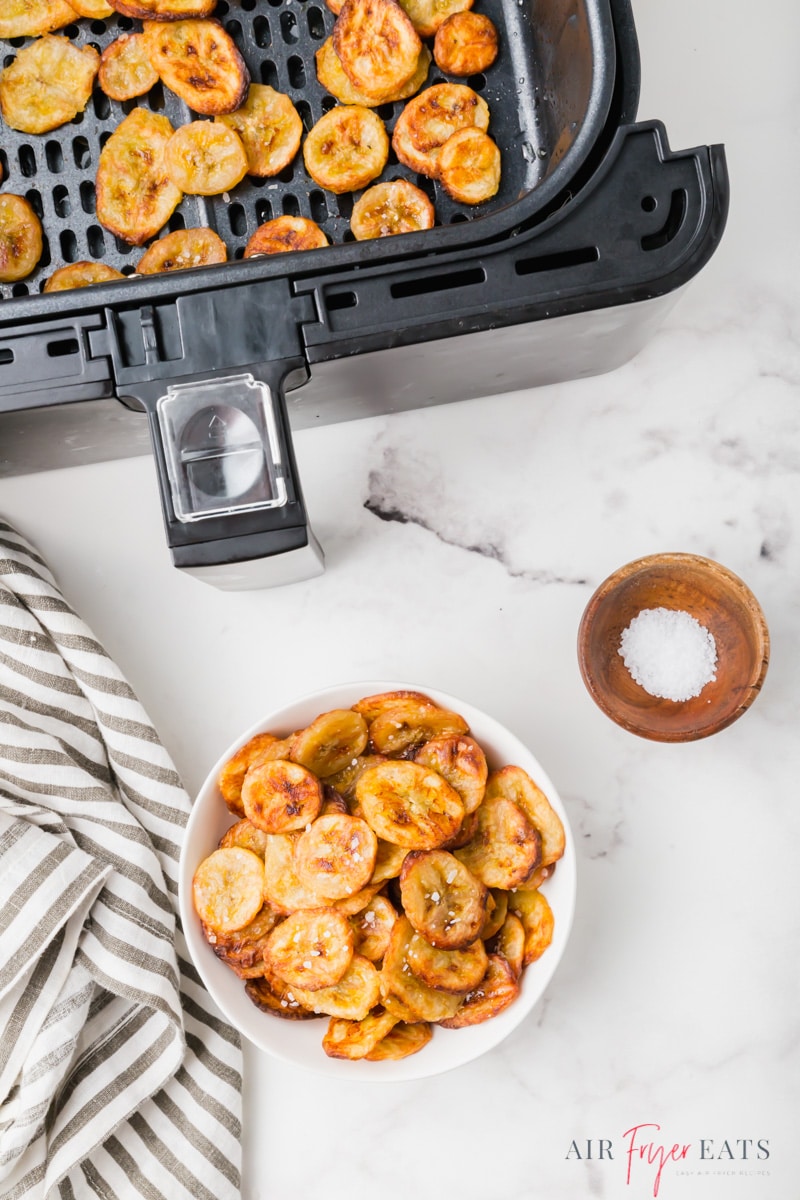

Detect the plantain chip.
xmin=110 ymin=0 xmax=216 ymax=19
xmin=349 ymin=893 xmax=397 ymax=961
xmin=144 ymin=18 xmax=249 ymax=115
xmin=290 ymin=708 xmax=369 ymax=778
xmin=99 ymin=33 xmax=160 ymax=101
xmin=165 ymin=121 xmax=248 ymax=195
xmin=96 ymin=107 xmax=182 ymax=246
xmin=136 ymin=227 xmax=228 ymax=273
xmin=218 ymin=817 xmax=268 ymax=857
xmin=485 ymin=765 xmax=566 ymax=866
xmin=352 ymin=690 xmax=436 ymax=722
xmin=508 ymin=886 xmax=555 ymax=966
xmin=245 ymin=975 xmax=321 ymax=1020
xmin=397 ymin=0 xmax=472 ymax=38
xmin=294 ymin=813 xmax=377 ymax=900
xmin=479 ymin=887 xmax=507 ymax=940
xmin=333 ymin=0 xmax=421 ymax=102
xmin=379 ymin=917 xmax=465 ymax=1021
xmin=217 ymin=732 xmax=284 ymax=816
xmin=215 ymin=83 xmax=302 ymax=178
xmin=192 ymin=846 xmax=265 ymax=934
xmin=291 ymin=953 xmax=381 ymax=1020
xmin=244 ymin=216 xmax=329 ymax=257
xmin=438 ymin=127 xmax=500 ymax=205
xmin=0 ymin=194 xmax=42 ymax=284
xmin=406 ymin=929 xmax=487 ymax=993
xmin=242 ymin=758 xmax=323 ymax=834
xmin=322 ymin=1007 xmax=398 ymax=1059
xmin=44 ymin=262 xmax=125 ymax=292
xmin=433 ymin=10 xmax=498 ymax=76
xmin=0 ymin=0 xmax=77 ymax=39
xmin=356 ymin=760 xmax=464 ymax=850
xmin=368 ymin=698 xmax=469 ymax=756
xmin=438 ymin=953 xmax=518 ymax=1028
xmin=490 ymin=911 xmax=525 ymax=979
xmin=0 ymin=36 xmax=99 ymax=135
xmin=316 ymin=36 xmax=430 ymax=107
xmin=350 ymin=179 xmax=435 ymax=241
xmin=365 ymin=1020 xmax=432 ymax=1060
xmin=414 ymin=734 xmax=487 ymax=814
xmin=303 ymin=105 xmax=389 ymax=194
xmin=399 ymin=848 xmax=487 ymax=949
xmin=454 ymin=793 xmax=541 ymax=889
xmin=262 ymin=831 xmax=333 ymax=913
xmin=202 ymin=902 xmax=281 ymax=977
xmin=392 ymin=83 xmax=489 ymax=178
xmin=264 ymin=907 xmax=354 ymax=991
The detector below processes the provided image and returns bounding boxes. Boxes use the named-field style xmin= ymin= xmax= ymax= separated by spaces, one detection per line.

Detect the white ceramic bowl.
xmin=179 ymin=682 xmax=576 ymax=1080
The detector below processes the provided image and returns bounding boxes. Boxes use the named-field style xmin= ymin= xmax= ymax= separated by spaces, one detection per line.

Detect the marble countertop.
xmin=1 ymin=1 xmax=798 ymax=1197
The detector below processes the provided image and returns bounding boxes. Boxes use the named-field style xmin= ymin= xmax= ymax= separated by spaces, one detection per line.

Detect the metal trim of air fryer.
xmin=0 ymin=0 xmax=622 ymax=324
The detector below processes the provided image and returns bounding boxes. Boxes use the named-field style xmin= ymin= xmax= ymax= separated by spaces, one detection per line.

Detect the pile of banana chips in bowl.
xmin=179 ymin=682 xmax=576 ymax=1079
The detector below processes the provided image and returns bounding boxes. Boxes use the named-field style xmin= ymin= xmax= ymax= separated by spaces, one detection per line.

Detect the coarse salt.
xmin=618 ymin=606 xmax=717 ymax=702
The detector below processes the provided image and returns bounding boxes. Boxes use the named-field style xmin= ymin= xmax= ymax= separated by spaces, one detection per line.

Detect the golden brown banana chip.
xmin=0 ymin=195 xmax=43 ymax=285
xmin=406 ymin=929 xmax=487 ymax=993
xmin=356 ymin=760 xmax=464 ymax=850
xmin=368 ymin=699 xmax=469 ymax=756
xmin=438 ymin=953 xmax=518 ymax=1028
xmin=333 ymin=0 xmax=421 ymax=102
xmin=112 ymin=0 xmax=215 ymax=16
xmin=350 ymin=893 xmax=397 ymax=961
xmin=370 ymin=837 xmax=408 ymax=884
xmin=433 ymin=10 xmax=498 ymax=75
xmin=294 ymin=813 xmax=377 ymax=900
xmin=397 ymin=0 xmax=472 ymax=38
xmin=391 ymin=83 xmax=489 ymax=178
xmin=202 ymin=902 xmax=281 ymax=977
xmin=491 ymin=911 xmax=525 ymax=979
xmin=439 ymin=127 xmax=500 ymax=204
xmin=136 ymin=227 xmax=228 ymax=274
xmin=216 ymin=83 xmax=302 ymax=178
xmin=479 ymin=887 xmax=507 ymax=940
xmin=365 ymin=1020 xmax=432 ymax=1060
xmin=70 ymin=0 xmax=113 ymax=16
xmin=485 ymin=765 xmax=566 ymax=866
xmin=44 ymin=262 xmax=126 ymax=292
xmin=144 ymin=19 xmax=249 ymax=115
xmin=316 ymin=37 xmax=430 ymax=107
xmin=244 ymin=216 xmax=329 ymax=258
xmin=290 ymin=709 xmax=369 ymax=778
xmin=192 ymin=846 xmax=265 ymax=934
xmin=454 ymin=794 xmax=541 ymax=889
xmin=264 ymin=907 xmax=354 ymax=990
xmin=217 ymin=732 xmax=283 ymax=816
xmin=0 ymin=36 xmax=99 ymax=136
xmin=380 ymin=917 xmax=465 ymax=1021
xmin=381 ymin=990 xmax=419 ymax=1023
xmin=303 ymin=105 xmax=389 ymax=194
xmin=399 ymin=848 xmax=487 ymax=949
xmin=291 ymin=953 xmax=380 ymax=1020
xmin=218 ymin=817 xmax=268 ymax=857
xmin=99 ymin=34 xmax=159 ymax=101
xmin=96 ymin=108 xmax=182 ymax=246
xmin=352 ymin=690 xmax=436 ymax=722
xmin=414 ymin=734 xmax=487 ymax=814
xmin=262 ymin=831 xmax=333 ymax=913
xmin=327 ymin=754 xmax=388 ymax=802
xmin=524 ymin=861 xmax=556 ymax=890
xmin=0 ymin=0 xmax=77 ymax=38
xmin=508 ymin=886 xmax=555 ymax=966
xmin=245 ymin=975 xmax=321 ymax=1020
xmin=242 ymin=758 xmax=323 ymax=834
xmin=322 ymin=1007 xmax=398 ymax=1059
xmin=350 ymin=180 xmax=435 ymax=241
xmin=164 ymin=121 xmax=247 ymax=195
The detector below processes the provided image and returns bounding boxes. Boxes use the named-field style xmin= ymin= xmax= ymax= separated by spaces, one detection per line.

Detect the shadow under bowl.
xmin=577 ymin=553 xmax=770 ymax=742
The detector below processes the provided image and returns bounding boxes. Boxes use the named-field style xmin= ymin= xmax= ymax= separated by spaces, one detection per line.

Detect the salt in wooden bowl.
xmin=577 ymin=553 xmax=770 ymax=742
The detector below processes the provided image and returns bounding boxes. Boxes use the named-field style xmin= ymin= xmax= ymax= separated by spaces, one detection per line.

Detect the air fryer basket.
xmin=0 ymin=0 xmax=619 ymax=307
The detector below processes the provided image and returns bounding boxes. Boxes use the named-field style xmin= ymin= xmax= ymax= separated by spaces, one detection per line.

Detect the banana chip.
xmin=165 ymin=121 xmax=247 ymax=195
xmin=291 ymin=954 xmax=381 ymax=1020
xmin=99 ymin=34 xmax=159 ymax=101
xmin=433 ymin=10 xmax=498 ymax=75
xmin=352 ymin=690 xmax=436 ymax=722
xmin=316 ymin=37 xmax=430 ymax=107
xmin=350 ymin=893 xmax=397 ymax=961
xmin=367 ymin=698 xmax=469 ymax=756
xmin=0 ymin=0 xmax=77 ymax=39
xmin=44 ymin=262 xmax=125 ymax=292
xmin=439 ymin=127 xmax=500 ymax=204
xmin=327 ymin=754 xmax=388 ymax=802
xmin=350 ymin=180 xmax=435 ymax=241
xmin=111 ymin=0 xmax=216 ymax=16
xmin=356 ymin=760 xmax=464 ymax=850
xmin=136 ymin=227 xmax=228 ymax=274
xmin=218 ymin=732 xmax=284 ymax=816
xmin=264 ymin=908 xmax=354 ymax=991
xmin=333 ymin=0 xmax=421 ymax=102
xmin=442 ymin=808 xmax=479 ymax=850
xmin=322 ymin=1008 xmax=398 ymax=1059
xmin=245 ymin=975 xmax=321 ymax=1020
xmin=370 ymin=837 xmax=408 ymax=885
xmin=242 ymin=758 xmax=323 ymax=834
xmin=454 ymin=794 xmax=541 ymax=889
xmin=262 ymin=831 xmax=333 ymax=913
xmin=392 ymin=83 xmax=489 ymax=178
xmin=491 ymin=911 xmax=525 ymax=979
xmin=144 ymin=18 xmax=249 ymax=115
xmin=414 ymin=734 xmax=487 ymax=814
xmin=399 ymin=848 xmax=487 ymax=949
xmin=290 ymin=709 xmax=369 ymax=778
xmin=96 ymin=107 xmax=182 ymax=246
xmin=244 ymin=216 xmax=329 ymax=257
xmin=365 ymin=1020 xmax=432 ymax=1060
xmin=303 ymin=106 xmax=389 ymax=194
xmin=479 ymin=887 xmax=507 ymax=940
xmin=0 ymin=195 xmax=42 ymax=285
xmin=508 ymin=886 xmax=555 ymax=966
xmin=406 ymin=929 xmax=487 ymax=993
xmin=70 ymin=0 xmax=113 ymax=16
xmin=203 ymin=902 xmax=281 ymax=977
xmin=294 ymin=813 xmax=377 ymax=900
xmin=398 ymin=0 xmax=472 ymax=38
xmin=380 ymin=917 xmax=465 ymax=1021
xmin=192 ymin=846 xmax=265 ymax=934
xmin=438 ymin=953 xmax=518 ymax=1029
xmin=0 ymin=36 xmax=99 ymax=135
xmin=218 ymin=817 xmax=268 ymax=857
xmin=216 ymin=83 xmax=302 ymax=178
xmin=485 ymin=765 xmax=566 ymax=866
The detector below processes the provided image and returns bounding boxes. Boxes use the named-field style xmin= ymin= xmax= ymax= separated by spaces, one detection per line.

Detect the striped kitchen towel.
xmin=0 ymin=521 xmax=242 ymax=1200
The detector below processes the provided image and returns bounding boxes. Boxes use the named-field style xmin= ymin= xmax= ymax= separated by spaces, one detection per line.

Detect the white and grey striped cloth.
xmin=0 ymin=521 xmax=242 ymax=1200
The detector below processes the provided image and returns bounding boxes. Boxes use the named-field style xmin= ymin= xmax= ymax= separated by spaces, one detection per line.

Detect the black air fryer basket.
xmin=0 ymin=0 xmax=728 ymax=586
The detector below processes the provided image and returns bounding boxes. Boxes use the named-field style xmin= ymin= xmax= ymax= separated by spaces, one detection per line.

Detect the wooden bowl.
xmin=577 ymin=553 xmax=769 ymax=742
